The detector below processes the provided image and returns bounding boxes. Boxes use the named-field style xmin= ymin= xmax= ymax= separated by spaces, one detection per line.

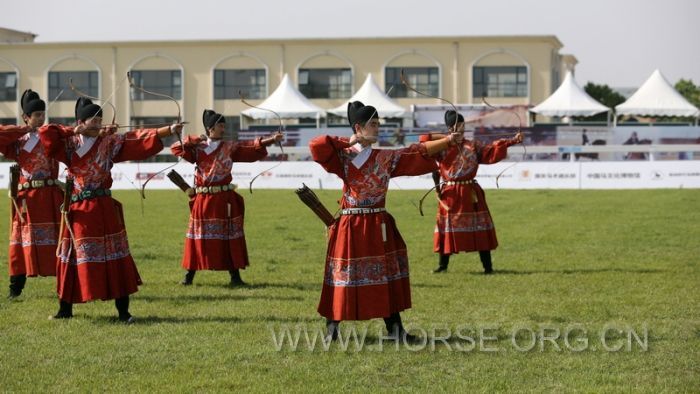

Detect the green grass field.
xmin=0 ymin=189 xmax=698 ymax=392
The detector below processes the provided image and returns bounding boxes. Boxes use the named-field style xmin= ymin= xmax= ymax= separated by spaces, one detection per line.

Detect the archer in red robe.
xmin=0 ymin=90 xmax=63 ymax=299
xmin=171 ymin=109 xmax=282 ymax=286
xmin=310 ymin=101 xmax=460 ymax=342
xmin=420 ymin=110 xmax=522 ymax=274
xmin=40 ymin=97 xmax=181 ymax=322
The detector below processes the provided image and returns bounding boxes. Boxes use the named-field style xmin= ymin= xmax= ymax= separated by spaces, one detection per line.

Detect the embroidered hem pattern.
xmin=436 ymin=211 xmax=495 ymax=233
xmin=10 ymin=222 xmax=59 ymax=247
xmin=325 ymin=249 xmax=409 ymax=287
xmin=186 ymin=217 xmax=244 ymax=240
xmin=57 ymin=230 xmax=131 ymax=264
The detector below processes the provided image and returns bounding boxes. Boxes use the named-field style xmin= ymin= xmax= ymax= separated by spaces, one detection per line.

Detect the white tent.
xmin=530 ymin=71 xmax=610 ymax=118
xmin=615 ymin=69 xmax=700 ymax=121
xmin=241 ymin=73 xmax=326 ymax=125
xmin=328 ymin=73 xmax=407 ymax=118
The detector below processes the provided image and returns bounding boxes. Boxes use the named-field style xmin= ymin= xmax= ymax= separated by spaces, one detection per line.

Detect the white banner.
xmin=0 ymin=160 xmax=698 ymax=190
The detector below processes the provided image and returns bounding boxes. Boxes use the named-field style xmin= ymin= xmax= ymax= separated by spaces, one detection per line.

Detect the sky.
xmin=3 ymin=0 xmax=698 ymax=89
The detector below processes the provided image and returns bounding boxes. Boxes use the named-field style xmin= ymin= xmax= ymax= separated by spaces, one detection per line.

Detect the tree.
xmin=576 ymin=82 xmax=627 ymax=122
xmin=674 ymin=79 xmax=700 ymax=109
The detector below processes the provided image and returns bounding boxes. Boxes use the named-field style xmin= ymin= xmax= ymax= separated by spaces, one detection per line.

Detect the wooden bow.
xmin=239 ymin=90 xmax=284 ymax=194
xmin=127 ymin=71 xmax=184 ymax=197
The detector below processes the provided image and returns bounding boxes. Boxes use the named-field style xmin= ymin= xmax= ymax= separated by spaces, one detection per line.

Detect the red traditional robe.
xmin=0 ymin=125 xmax=62 ymax=277
xmin=171 ymin=136 xmax=267 ymax=271
xmin=39 ymin=125 xmax=163 ymax=303
xmin=420 ymin=136 xmax=519 ymax=254
xmin=310 ymin=135 xmax=437 ymax=321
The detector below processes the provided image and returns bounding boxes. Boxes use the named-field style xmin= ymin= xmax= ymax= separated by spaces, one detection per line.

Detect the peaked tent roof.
xmin=328 ymin=73 xmax=407 ymax=118
xmin=530 ymin=71 xmax=610 ymax=117
xmin=615 ymin=69 xmax=700 ymax=117
xmin=241 ymin=74 xmax=326 ymax=119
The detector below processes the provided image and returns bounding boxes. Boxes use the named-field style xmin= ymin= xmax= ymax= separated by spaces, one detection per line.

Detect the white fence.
xmin=1 ymin=145 xmax=698 ymax=190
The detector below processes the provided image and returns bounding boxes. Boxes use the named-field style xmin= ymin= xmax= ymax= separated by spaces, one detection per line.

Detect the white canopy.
xmin=615 ymin=69 xmax=700 ymax=117
xmin=241 ymin=73 xmax=326 ymax=119
xmin=530 ymin=71 xmax=610 ymax=117
xmin=328 ymin=73 xmax=407 ymax=118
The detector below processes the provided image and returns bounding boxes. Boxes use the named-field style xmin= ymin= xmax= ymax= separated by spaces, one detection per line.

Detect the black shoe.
xmin=229 ymin=270 xmax=246 ymax=287
xmin=326 ymin=320 xmax=340 ymax=342
xmin=7 ymin=288 xmax=22 ymax=299
xmin=432 ymin=265 xmax=448 ymax=273
xmin=181 ymin=271 xmax=195 ymax=285
xmin=484 ymin=268 xmax=494 ymax=275
xmin=229 ymin=279 xmax=247 ymax=287
xmin=50 ymin=311 xmax=73 ymax=320
xmin=118 ymin=315 xmax=135 ymax=324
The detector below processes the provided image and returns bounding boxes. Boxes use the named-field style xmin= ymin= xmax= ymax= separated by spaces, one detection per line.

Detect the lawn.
xmin=0 ymin=189 xmax=698 ymax=392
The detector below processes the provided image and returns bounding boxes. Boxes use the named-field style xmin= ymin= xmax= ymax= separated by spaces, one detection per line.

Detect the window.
xmin=385 ymin=67 xmax=439 ymax=98
xmin=129 ymin=70 xmax=182 ymax=100
xmin=0 ymin=72 xmax=17 ymax=101
xmin=214 ymin=69 xmax=265 ymax=99
xmin=0 ymin=117 xmax=16 ymax=125
xmin=48 ymin=71 xmax=98 ymax=101
xmin=473 ymin=66 xmax=527 ymax=98
xmin=298 ymin=68 xmax=351 ymax=99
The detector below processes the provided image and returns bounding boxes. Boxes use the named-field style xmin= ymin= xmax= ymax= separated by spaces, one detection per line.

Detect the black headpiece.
xmin=202 ymin=109 xmax=225 ymax=133
xmin=21 ymin=89 xmax=45 ymax=116
xmin=347 ymin=101 xmax=378 ymax=128
xmin=75 ymin=97 xmax=103 ymax=121
xmin=444 ymin=110 xmax=465 ymax=128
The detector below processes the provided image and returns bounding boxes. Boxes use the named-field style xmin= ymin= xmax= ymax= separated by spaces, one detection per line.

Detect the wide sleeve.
xmin=391 ymin=142 xmax=438 ymax=177
xmin=478 ymin=138 xmax=517 ymax=164
xmin=112 ymin=128 xmax=164 ymax=163
xmin=38 ymin=124 xmax=74 ymax=165
xmin=0 ymin=125 xmax=29 ymax=159
xmin=309 ymin=135 xmax=351 ymax=178
xmin=231 ymin=137 xmax=268 ymax=162
xmin=171 ymin=135 xmax=201 ymax=164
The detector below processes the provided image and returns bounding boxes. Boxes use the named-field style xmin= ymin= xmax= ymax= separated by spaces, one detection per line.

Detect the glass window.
xmin=298 ymin=68 xmax=352 ymax=99
xmin=0 ymin=72 xmax=17 ymax=101
xmin=385 ymin=67 xmax=439 ymax=98
xmin=214 ymin=69 xmax=266 ymax=100
xmin=472 ymin=66 xmax=527 ymax=97
xmin=48 ymin=71 xmax=98 ymax=101
xmin=129 ymin=70 xmax=182 ymax=100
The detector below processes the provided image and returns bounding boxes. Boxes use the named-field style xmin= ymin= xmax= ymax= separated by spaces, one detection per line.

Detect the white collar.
xmin=75 ymin=135 xmax=97 ymax=158
xmin=22 ymin=132 xmax=39 ymax=152
xmin=204 ymin=138 xmax=221 ymax=155
xmin=351 ymin=143 xmax=372 ymax=169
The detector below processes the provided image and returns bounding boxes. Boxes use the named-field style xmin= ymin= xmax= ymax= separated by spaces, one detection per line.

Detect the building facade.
xmin=0 ymin=29 xmax=576 ymax=133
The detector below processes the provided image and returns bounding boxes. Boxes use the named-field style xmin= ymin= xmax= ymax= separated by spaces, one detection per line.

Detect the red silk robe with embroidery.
xmin=171 ymin=136 xmax=267 ymax=271
xmin=0 ymin=125 xmax=62 ymax=277
xmin=310 ymin=135 xmax=437 ymax=321
xmin=420 ymin=136 xmax=518 ymax=254
xmin=40 ymin=125 xmax=163 ymax=303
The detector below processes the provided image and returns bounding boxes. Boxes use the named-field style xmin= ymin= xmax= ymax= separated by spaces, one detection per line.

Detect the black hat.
xmin=444 ymin=110 xmax=464 ymax=128
xmin=202 ymin=109 xmax=225 ymax=132
xmin=347 ymin=101 xmax=378 ymax=128
xmin=75 ymin=97 xmax=103 ymax=121
xmin=21 ymin=89 xmax=46 ymax=116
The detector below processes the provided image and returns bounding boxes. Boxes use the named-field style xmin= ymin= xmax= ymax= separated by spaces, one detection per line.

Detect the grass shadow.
xmin=467 ymin=268 xmax=666 ymax=276
xmin=135 ymin=294 xmax=305 ymax=302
